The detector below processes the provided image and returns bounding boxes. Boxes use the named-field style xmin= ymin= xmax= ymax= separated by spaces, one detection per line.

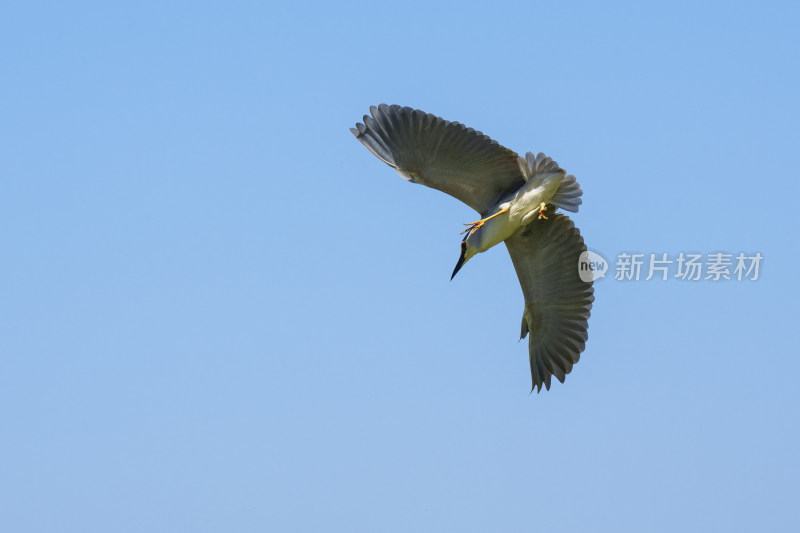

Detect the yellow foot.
xmin=461 ymin=220 xmax=484 ymax=234
xmin=537 ymin=202 xmax=548 ymax=220
xmin=461 ymin=206 xmax=509 ymax=234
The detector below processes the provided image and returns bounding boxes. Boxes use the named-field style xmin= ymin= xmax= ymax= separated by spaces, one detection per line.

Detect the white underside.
xmin=469 ymin=173 xmax=565 ymax=254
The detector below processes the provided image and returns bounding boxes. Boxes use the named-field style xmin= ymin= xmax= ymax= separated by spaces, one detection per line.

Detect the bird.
xmin=351 ymin=104 xmax=594 ymax=392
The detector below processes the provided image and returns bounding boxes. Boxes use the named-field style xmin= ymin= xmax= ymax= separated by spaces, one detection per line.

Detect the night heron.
xmin=351 ymin=105 xmax=594 ymax=392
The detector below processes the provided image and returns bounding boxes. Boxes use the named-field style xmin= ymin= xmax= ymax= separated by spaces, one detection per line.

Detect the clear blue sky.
xmin=1 ymin=1 xmax=798 ymax=531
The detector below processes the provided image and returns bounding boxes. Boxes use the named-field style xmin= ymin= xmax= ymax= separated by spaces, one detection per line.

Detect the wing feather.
xmin=505 ymin=214 xmax=594 ymax=392
xmin=352 ymin=104 xmax=525 ymax=214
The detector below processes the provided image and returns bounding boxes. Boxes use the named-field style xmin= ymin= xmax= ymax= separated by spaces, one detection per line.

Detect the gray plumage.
xmin=507 ymin=215 xmax=593 ymax=391
xmin=352 ymin=104 xmax=594 ymax=392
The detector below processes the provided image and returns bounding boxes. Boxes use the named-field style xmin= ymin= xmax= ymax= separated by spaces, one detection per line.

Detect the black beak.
xmin=451 ymin=241 xmax=468 ymax=280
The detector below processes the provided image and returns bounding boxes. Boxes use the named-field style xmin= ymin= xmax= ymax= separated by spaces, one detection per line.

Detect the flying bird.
xmin=351 ymin=105 xmax=594 ymax=392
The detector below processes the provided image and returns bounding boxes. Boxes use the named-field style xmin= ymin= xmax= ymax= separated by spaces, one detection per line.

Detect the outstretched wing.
xmin=505 ymin=214 xmax=594 ymax=392
xmin=351 ymin=104 xmax=525 ymax=214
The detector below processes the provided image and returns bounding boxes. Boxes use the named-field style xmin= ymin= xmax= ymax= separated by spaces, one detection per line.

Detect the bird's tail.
xmin=551 ymin=174 xmax=583 ymax=213
xmin=518 ymin=152 xmax=583 ymax=213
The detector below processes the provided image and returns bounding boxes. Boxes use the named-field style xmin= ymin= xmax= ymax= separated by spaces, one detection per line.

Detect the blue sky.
xmin=1 ymin=1 xmax=798 ymax=531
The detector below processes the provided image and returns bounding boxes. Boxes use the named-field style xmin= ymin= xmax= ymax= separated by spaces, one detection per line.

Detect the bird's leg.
xmin=537 ymin=202 xmax=548 ymax=220
xmin=461 ymin=206 xmax=509 ymax=234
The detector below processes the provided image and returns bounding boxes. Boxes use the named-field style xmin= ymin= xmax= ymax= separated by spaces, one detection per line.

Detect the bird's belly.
xmin=509 ymin=176 xmax=562 ymax=220
xmin=475 ymin=176 xmax=563 ymax=253
xmin=474 ymin=210 xmax=519 ymax=253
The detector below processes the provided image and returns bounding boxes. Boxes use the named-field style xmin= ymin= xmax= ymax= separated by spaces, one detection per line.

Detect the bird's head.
xmin=451 ymin=231 xmax=480 ymax=279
